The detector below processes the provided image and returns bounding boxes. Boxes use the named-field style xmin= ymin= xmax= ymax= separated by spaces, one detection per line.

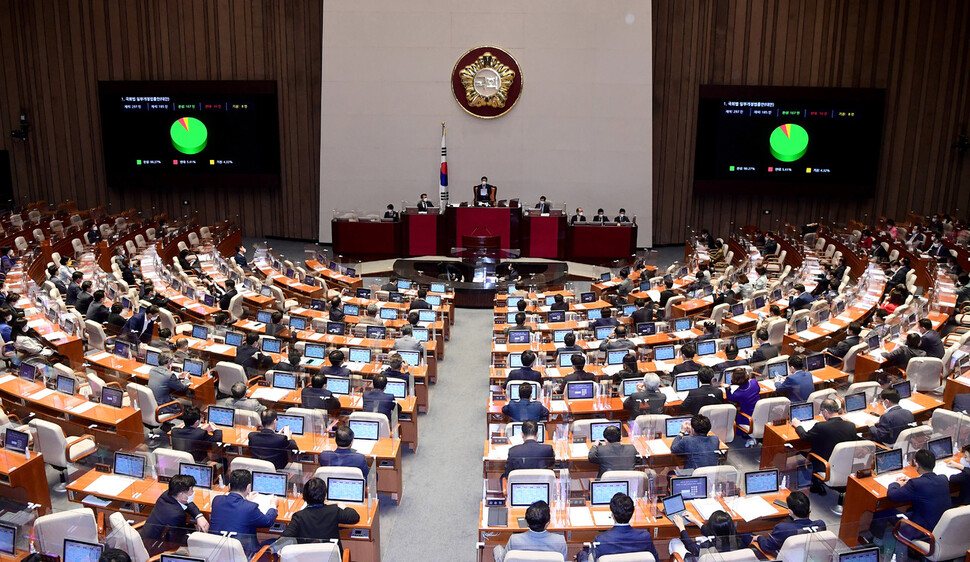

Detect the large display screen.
xmin=98 ymin=81 xmax=280 ymax=188
xmin=694 ymin=85 xmax=884 ymax=196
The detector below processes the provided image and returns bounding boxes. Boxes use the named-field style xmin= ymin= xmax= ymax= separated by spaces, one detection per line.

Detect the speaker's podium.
xmin=444 ymin=202 xmax=521 ymax=253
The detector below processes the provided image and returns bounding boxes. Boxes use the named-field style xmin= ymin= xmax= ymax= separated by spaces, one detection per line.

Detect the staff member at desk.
xmin=613 ymin=209 xmax=631 ymax=223
xmin=170 ymin=405 xmax=223 ymax=462
xmin=866 ymin=388 xmax=914 ymax=445
xmin=275 ymin=477 xmax=360 ymax=556
xmin=570 ymin=207 xmax=586 ymax=224
xmin=140 ymin=474 xmax=209 ymax=553
xmin=792 ymin=398 xmax=856 ymax=496
xmin=417 ymin=193 xmax=435 ymax=212
xmin=592 ymin=208 xmax=608 ymax=223
xmin=581 ymin=493 xmax=659 ymax=561
xmin=149 ymin=351 xmax=189 ymax=418
xmin=319 ymin=425 xmax=370 ymax=478
xmin=492 ymin=500 xmax=567 ymax=562
xmin=589 ymin=425 xmax=638 ymax=477
xmin=502 ymin=382 xmax=549 ymax=422
xmin=121 ymin=304 xmax=159 ymax=345
xmin=504 ymin=420 xmax=554 ymax=479
xmin=210 ymin=469 xmax=279 ymax=555
xmin=473 ymin=176 xmax=497 ymax=206
xmin=248 ymin=409 xmax=299 ymax=470
xmin=623 ymin=374 xmax=666 ymax=419
xmin=753 ymin=491 xmax=825 ymax=556
xmin=535 ymin=196 xmax=551 ymax=213
xmin=872 ymin=449 xmax=952 ymax=541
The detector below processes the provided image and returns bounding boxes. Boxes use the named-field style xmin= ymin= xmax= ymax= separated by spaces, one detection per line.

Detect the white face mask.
xmin=239 ymin=248 xmax=246 ymax=254
xmin=185 ymin=491 xmax=196 ymax=504
xmin=578 ymin=212 xmax=583 ymax=216
xmin=962 ymin=456 xmax=970 ymax=468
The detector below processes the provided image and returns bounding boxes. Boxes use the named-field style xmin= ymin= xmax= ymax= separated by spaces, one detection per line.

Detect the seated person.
xmin=671 ymin=414 xmax=719 ymax=471
xmin=598 ymin=324 xmax=636 ymax=352
xmin=613 ymin=353 xmax=642 ymax=385
xmin=504 ymin=420 xmax=554 ymax=479
xmin=148 ymin=351 xmax=189 ymax=416
xmin=917 ymin=318 xmax=945 ymax=358
xmin=140 ymin=474 xmax=209 ymax=552
xmin=749 ymin=327 xmax=779 ymax=363
xmin=218 ymin=381 xmax=266 ymax=413
xmin=328 ymin=296 xmax=345 ymax=322
xmin=775 ymin=354 xmax=813 ymax=402
xmin=507 ymin=350 xmax=542 ymax=383
xmin=170 ymin=405 xmax=222 ymax=462
xmin=357 ymin=303 xmax=384 ymax=326
xmin=392 ymin=324 xmax=425 ymax=354
xmin=493 ymin=500 xmax=567 ymax=562
xmin=501 ymin=382 xmax=549 ymax=422
xmin=234 ymin=332 xmax=262 ymax=375
xmin=589 ymin=308 xmax=620 ymax=330
xmin=592 ymin=208 xmax=608 ymax=223
xmin=210 ymin=469 xmax=279 ymax=555
xmin=866 ymin=387 xmax=914 ymax=445
xmin=474 ymin=176 xmax=495 ymax=205
xmin=318 ymin=425 xmax=369 ymax=478
xmin=623 ymin=373 xmax=666 ymax=420
xmin=363 ymin=374 xmax=397 ymax=421
xmin=322 ymin=349 xmax=352 ymax=378
xmin=383 ymin=204 xmax=399 ymax=221
xmin=504 ymin=311 xmax=534 ymax=335
xmin=671 ymin=510 xmax=753 ymax=557
xmin=713 ymin=342 xmax=748 ymax=378
xmin=825 ymin=322 xmax=862 ymax=358
xmin=86 ymin=290 xmax=109 ymax=323
xmin=789 ymin=283 xmax=814 ymax=311
xmin=658 ymin=278 xmax=678 ymax=308
xmin=672 ymin=342 xmax=703 ymax=375
xmin=381 ymin=352 xmax=411 ymax=390
xmin=754 ymin=491 xmax=825 ymax=555
xmin=409 ymin=288 xmax=432 ymax=311
xmin=265 ymin=311 xmax=288 ymax=337
xmin=276 ymin=477 xmax=360 ymax=556
xmin=247 ymin=409 xmax=298 ymax=470
xmin=874 ymin=449 xmax=952 ymax=540
xmin=570 ymin=207 xmax=586 ymax=224
xmin=615 ymin=269 xmax=633 ymax=298
xmin=726 ymin=369 xmax=760 ymax=445
xmin=630 ymin=297 xmax=656 ymax=325
xmin=681 ymin=366 xmax=725 ymax=415
xmin=105 ymin=303 xmax=127 ymax=330
xmin=614 ymin=208 xmax=631 ymax=223
xmin=588 ymin=425 xmax=638 ymax=478
xmin=584 ymin=493 xmax=659 ymax=561
xmin=549 ymin=293 xmax=569 ymax=312
xmin=535 ymin=196 xmax=551 ymax=213
xmin=302 ymin=374 xmax=341 ymax=411
xmin=558 ymin=354 xmax=596 ymax=392
xmin=553 ymin=332 xmax=583 ymax=358
xmin=792 ymin=398 xmax=856 ymax=495
xmin=950 ymin=444 xmax=970 ymax=507
xmin=695 ymin=321 xmax=719 ymax=342
xmin=885 ymin=332 xmax=926 ymax=371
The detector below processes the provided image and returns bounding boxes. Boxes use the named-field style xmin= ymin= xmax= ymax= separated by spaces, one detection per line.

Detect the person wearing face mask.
xmin=614 ymin=208 xmax=631 ymax=223
xmin=140 ymin=474 xmax=209 ymax=553
xmin=865 ymin=388 xmax=914 ymax=445
xmin=592 ymin=208 xmax=608 ymax=223
xmin=417 ymin=192 xmax=435 ymax=212
xmin=951 ymin=444 xmax=970 ymax=506
xmin=0 ymin=246 xmax=15 ymax=275
xmin=473 ymin=176 xmax=496 ymax=206
xmin=233 ymin=245 xmax=249 ymax=270
xmin=535 ymin=196 xmax=551 ymax=213
xmin=570 ymin=207 xmax=586 ymax=224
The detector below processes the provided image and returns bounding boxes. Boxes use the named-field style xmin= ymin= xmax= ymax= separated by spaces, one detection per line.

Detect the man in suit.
xmin=504 ymin=420 xmax=554 ymax=479
xmin=658 ymin=278 xmax=678 ymax=308
xmin=880 ymin=449 xmax=953 ymax=539
xmin=554 ymin=332 xmax=584 ymax=360
xmin=775 ymin=354 xmax=814 ymax=402
xmin=322 ymin=350 xmax=352 ymax=378
xmin=218 ymin=382 xmax=266 ymax=413
xmin=65 ymin=272 xmax=83 ymax=306
xmin=219 ymin=279 xmax=238 ymax=311
xmin=328 ymin=296 xmax=345 ymax=321
xmin=247 ymin=409 xmax=298 ymax=470
xmin=672 ymin=343 xmax=704 ymax=375
xmin=493 ymin=500 xmax=567 ymax=562
xmin=712 ymin=343 xmax=748 ymax=381
xmin=473 ymin=176 xmax=496 ymax=206
xmin=148 ymin=352 xmax=189 ymax=416
xmin=793 ymin=398 xmax=857 ymax=495
xmin=623 ymin=374 xmax=666 ymax=420
xmin=549 ymin=293 xmax=569 ymax=312
xmin=277 ymin=478 xmax=360 ymax=556
xmin=592 ymin=208 xmax=609 ymax=223
xmin=170 ymin=405 xmax=222 ymax=462
xmin=357 ymin=304 xmax=384 ymax=327
xmin=681 ymin=367 xmax=725 ymax=415
xmin=535 ymin=196 xmax=551 ymax=213
xmin=140 ymin=474 xmax=209 ymax=552
xmin=951 ymin=444 xmax=970 ymax=507
xmin=755 ymin=491 xmax=826 ymax=555
xmin=615 ymin=269 xmax=633 ymax=298
xmin=409 ymin=288 xmax=432 ymax=310
xmin=74 ymin=281 xmax=94 ymax=313
xmin=588 ymin=425 xmax=638 ymax=477
xmin=630 ymin=297 xmax=655 ymax=325
xmin=867 ymin=388 xmax=915 ymax=445
xmin=613 ymin=208 xmax=631 ymax=223
xmin=362 ymin=374 xmax=397 ymax=421
xmin=507 ymin=349 xmax=542 ymax=384
xmin=210 ymin=469 xmax=279 ymax=555
xmin=121 ymin=304 xmax=159 ymax=345
xmin=788 ymin=283 xmax=814 ymax=311
xmin=47 ymin=266 xmax=67 ymax=295
xmin=232 ymin=245 xmax=248 ymax=270
xmin=885 ymin=332 xmax=926 ymax=371
xmin=917 ymin=318 xmax=945 ymax=358
xmin=825 ymin=322 xmax=862 ymax=358
xmin=392 ymin=324 xmax=425 ymax=356
xmin=589 ymin=307 xmax=620 ymax=330
xmin=598 ymin=325 xmax=636 ymax=352
xmin=105 ymin=303 xmax=127 ymax=330
xmin=381 ymin=353 xmax=411 ymax=390
xmin=833 ymin=257 xmax=848 ymax=282
xmin=318 ymin=425 xmax=369 ymax=478
xmin=416 ymin=193 xmax=435 ymax=212
xmin=264 ymin=311 xmax=288 ymax=338
xmin=141 ymin=283 xmax=169 ymax=308
xmin=887 ymin=257 xmax=912 ymax=288
xmin=501 ymin=382 xmax=549 ymax=422
xmin=301 ymin=374 xmax=340 ymax=411
xmin=570 ymin=207 xmax=587 ymax=224
xmin=0 ymin=247 xmax=15 ymax=275
xmin=588 ymin=493 xmax=659 ymax=560
xmin=234 ymin=332 xmax=262 ymax=375
xmin=382 ymin=204 xmax=399 ymax=221
xmin=85 ymin=290 xmax=109 ymax=323
xmin=558 ymin=354 xmax=597 ymax=392
xmin=671 ymin=414 xmax=720 ymax=470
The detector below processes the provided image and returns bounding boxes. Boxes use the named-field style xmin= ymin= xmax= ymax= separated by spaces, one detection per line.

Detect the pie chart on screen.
xmin=769 ymin=123 xmax=808 ymax=162
xmin=170 ymin=117 xmax=208 ymax=155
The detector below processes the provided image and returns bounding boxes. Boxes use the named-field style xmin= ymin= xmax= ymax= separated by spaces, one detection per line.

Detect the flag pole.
xmin=439 ymin=122 xmax=448 ymax=210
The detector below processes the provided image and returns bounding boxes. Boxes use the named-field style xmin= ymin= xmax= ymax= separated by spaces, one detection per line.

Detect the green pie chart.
xmin=769 ymin=123 xmax=808 ymax=162
xmin=170 ymin=117 xmax=208 ymax=155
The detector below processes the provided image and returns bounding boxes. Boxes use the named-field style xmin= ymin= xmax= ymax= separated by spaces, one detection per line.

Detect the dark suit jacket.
xmin=887 ymin=266 xmax=911 ymax=287
xmin=301 ymin=387 xmax=339 ymax=411
xmin=887 ymin=472 xmax=952 ymax=533
xmin=506 ymin=367 xmax=542 ymax=384
xmin=951 ymin=466 xmax=970 ymax=507
xmin=681 ymin=384 xmax=725 ymax=415
xmin=549 ymin=301 xmax=569 ymax=312
xmin=869 ymin=405 xmax=914 ymax=445
xmin=592 ymin=215 xmax=609 ymax=223
xmin=918 ymin=330 xmax=945 ymax=358
xmin=828 ymin=335 xmax=861 ymax=358
xmin=535 ymin=202 xmax=551 ymax=213
xmin=795 ymin=417 xmax=857 ymax=466
xmin=672 ymin=360 xmax=703 ymax=375
xmin=631 ymin=307 xmax=654 ymax=325
xmin=247 ymin=428 xmax=298 ymax=469
xmin=504 ymin=439 xmax=554 ymax=478
xmin=362 ymin=389 xmax=396 ymax=420
xmin=750 ymin=343 xmax=780 ymax=364
xmin=623 ymin=391 xmax=666 ymax=420
xmin=613 ymin=215 xmax=631 ymax=223
xmin=235 ymin=344 xmax=260 ymax=372
xmin=66 ymin=282 xmax=81 ymax=305
xmin=570 ymin=214 xmax=587 ymax=224
xmin=141 ymin=491 xmax=202 ymax=546
xmin=416 ymin=200 xmax=435 ymax=212
xmin=86 ymin=302 xmax=109 ymax=323
xmin=659 ymin=289 xmax=678 ymax=308
xmin=588 ymin=442 xmax=638 ymax=477
xmin=106 ymin=312 xmax=127 ymax=329
xmin=760 ymin=518 xmax=827 ymax=554
xmin=593 ymin=525 xmax=659 ymax=560
xmin=671 ymin=434 xmax=720 ymax=469
xmin=318 ymin=447 xmax=369 ymax=478
xmin=501 ymin=399 xmax=549 ymax=422
xmin=170 ymin=425 xmax=223 ymax=462
xmin=210 ymin=492 xmax=278 ymax=554
xmin=219 ymin=288 xmax=237 ymax=310
xmin=954 ymin=393 xmax=970 ymax=414
xmin=265 ymin=323 xmax=287 ymax=338
xmin=885 ymin=345 xmax=926 ymax=370
xmin=280 ymin=503 xmax=360 ymax=554
xmin=789 ymin=292 xmax=815 ymax=311
xmin=408 ymin=299 xmax=432 ymax=311
xmin=122 ymin=310 xmax=155 ymax=343
xmin=52 ymin=277 xmax=68 ymax=295
xmin=75 ymin=291 xmax=93 ymax=313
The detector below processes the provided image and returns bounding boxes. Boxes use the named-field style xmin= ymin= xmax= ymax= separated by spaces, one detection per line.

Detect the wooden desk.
xmin=304 ymin=260 xmax=363 ymax=291
xmin=944 ymin=374 xmax=970 ymax=409
xmin=0 ymin=449 xmax=52 ymax=512
xmin=566 ymin=224 xmax=638 ymax=265
xmin=253 ymin=261 xmax=326 ymax=304
xmin=85 ymin=350 xmax=217 ymax=406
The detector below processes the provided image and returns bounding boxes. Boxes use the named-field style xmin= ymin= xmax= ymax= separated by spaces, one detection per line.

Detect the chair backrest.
xmin=571 ymin=418 xmax=611 ymax=441
xmin=278 ymin=543 xmax=341 ymax=562
xmin=234 ymin=409 xmax=261 ymax=428
xmin=215 ymin=361 xmax=247 ymax=395
xmin=72 ymin=238 xmax=85 ymax=256
xmin=600 ymin=470 xmax=652 ymax=498
xmin=665 ymin=295 xmax=685 ymax=319
xmin=135 ymin=234 xmax=147 ymax=248
xmin=930 ymin=409 xmax=970 ymax=447
xmin=348 ymin=411 xmax=391 ymax=438
xmin=34 ymin=508 xmax=98 ymax=557
xmin=698 ymin=404 xmax=736 ymax=444
xmin=229 ymin=456 xmax=277 ymax=474
xmin=157 ymin=308 xmax=177 ymax=333
xmin=846 ymin=382 xmax=880 ymax=404
xmin=597 ymin=553 xmax=655 ymax=562
xmin=776 ymin=530 xmax=839 ymax=562
xmin=906 ymin=357 xmax=943 ymax=392
xmin=188 ymin=232 xmax=200 ymax=247
xmin=698 ymin=551 xmax=756 ymax=562
xmin=229 ymin=293 xmax=246 ymax=320
xmin=154 ymin=447 xmax=195 ymax=479
xmin=107 ymin=512 xmax=151 ymax=562
xmin=506 ymin=469 xmax=556 ymax=503
xmin=187 ymin=532 xmax=249 ymax=562
xmin=177 ymin=241 xmax=188 ymax=252
xmin=806 ymin=389 xmax=837 ymax=416
xmin=709 ymin=303 xmax=730 ymax=326
xmin=748 ymin=397 xmax=791 ymax=439
xmin=893 ymin=425 xmax=933 ymax=463
xmin=146 ymin=227 xmax=156 ymax=240
xmin=788 ymin=309 xmax=810 ymax=330
xmin=634 ymin=414 xmax=669 ymax=438
xmin=127 ymin=382 xmax=162 ymax=427
xmin=825 ymin=441 xmax=876 ymax=487
xmin=29 ymin=418 xmax=69 ymax=467
xmin=84 ymin=321 xmax=107 ymax=350
xmin=927 ymin=505 xmax=970 ymax=560
xmin=692 ymin=465 xmax=740 ymax=496
xmin=313 ymin=466 xmax=365 ymax=499
xmin=766 ymin=317 xmax=787 ymax=346
xmin=505 ymin=552 xmax=565 ymax=562
xmin=842 ymin=343 xmax=867 ymax=374
xmin=200 ymin=227 xmax=212 ymax=241
xmin=285 ymin=407 xmax=327 ymax=435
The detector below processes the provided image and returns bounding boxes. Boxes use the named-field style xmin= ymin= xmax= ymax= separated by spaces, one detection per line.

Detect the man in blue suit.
xmin=318 ymin=425 xmax=369 ymax=478
xmin=867 ymin=388 xmax=914 ymax=445
xmin=362 ymin=374 xmax=397 ymax=421
xmin=501 ymin=383 xmax=549 ymax=422
xmin=503 ymin=420 xmax=554 ymax=479
xmin=755 ymin=491 xmax=826 ymax=555
xmin=247 ymin=409 xmax=298 ymax=470
xmin=788 ymin=283 xmax=814 ymax=311
xmin=589 ymin=307 xmax=621 ymax=330
xmin=301 ymin=374 xmax=340 ymax=411
xmin=670 ymin=414 xmax=720 ymax=470
xmin=506 ymin=350 xmax=542 ymax=384
xmin=209 ymin=469 xmax=278 ymax=555
xmin=916 ymin=318 xmax=945 ymax=358
xmin=140 ymin=474 xmax=209 ymax=552
xmin=775 ymin=354 xmax=814 ymax=402
xmin=588 ymin=493 xmax=659 ymax=560
xmin=121 ymin=304 xmax=159 ymax=344
xmin=883 ymin=449 xmax=952 ymax=539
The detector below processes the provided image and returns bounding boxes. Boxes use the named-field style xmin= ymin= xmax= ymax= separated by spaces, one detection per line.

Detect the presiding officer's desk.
xmin=67 ymin=469 xmax=382 ymax=562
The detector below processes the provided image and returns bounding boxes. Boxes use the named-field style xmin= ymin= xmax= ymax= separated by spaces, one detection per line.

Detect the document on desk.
xmin=69 ymin=401 xmax=98 ymax=414
xmin=550 ymin=400 xmax=568 ymax=413
xmin=30 ymin=388 xmax=56 ymax=401
xmin=84 ymin=475 xmax=136 ymax=496
xmin=697 ymin=356 xmax=721 ymax=367
xmin=592 ymin=511 xmax=615 ymax=526
xmin=544 ymin=368 xmax=560 ymax=378
xmin=486 ymin=445 xmax=510 ymax=460
xmin=602 ymin=365 xmax=623 ymax=376
xmin=899 ymin=399 xmax=922 ymax=413
xmin=673 ymin=330 xmax=695 ymax=340
xmin=253 ymin=494 xmax=276 ymax=514
xmin=568 ymin=506 xmax=594 ymax=527
xmin=934 ymin=463 xmax=961 ymax=478
xmin=87 ymin=352 xmax=111 ymax=362
xmin=645 ymin=439 xmax=671 ymax=455
xmin=493 ymin=344 xmax=507 ymax=352
xmin=874 ymin=473 xmax=903 ymax=489
xmin=796 ymin=330 xmax=817 ymax=340
xmin=0 ymin=374 xmax=16 ymax=385
xmin=251 ymin=388 xmax=291 ymax=402
xmin=690 ymin=498 xmax=724 ymax=521
xmin=43 ymin=331 xmax=69 ymax=341
xmin=653 ymin=361 xmax=674 ymax=373
xmin=353 ymin=440 xmax=377 ymax=455
xmin=134 ymin=365 xmax=153 ymax=375
xmin=206 ymin=343 xmax=233 ymax=354
xmin=26 ymin=320 xmax=45 ymax=329
xmin=798 ymin=419 xmax=818 ymax=432
xmin=726 ymin=496 xmax=776 ymax=522
xmin=570 ymin=443 xmax=590 ymax=458
xmin=81 ymin=495 xmax=113 ymax=507
xmin=842 ymin=411 xmax=878 ymax=427
xmin=348 ymin=338 xmax=364 ymax=346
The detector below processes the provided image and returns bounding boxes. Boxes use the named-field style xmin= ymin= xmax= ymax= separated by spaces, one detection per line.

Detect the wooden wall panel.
xmin=653 ymin=0 xmax=970 ymax=245
xmin=0 ymin=0 xmax=321 ymax=240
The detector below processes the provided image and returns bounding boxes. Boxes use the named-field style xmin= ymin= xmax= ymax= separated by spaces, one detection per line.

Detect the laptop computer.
xmin=508 ymin=382 xmax=541 ymax=401
xmin=56 ymin=375 xmax=76 ymax=395
xmin=385 ymin=379 xmax=408 ymax=399
xmin=547 ymin=310 xmax=566 ymax=323
xmin=587 ymin=309 xmax=603 ymax=321
xmin=580 ymin=292 xmax=596 ymax=303
xmin=804 ymin=352 xmax=825 ymax=372
xmin=289 ymin=316 xmax=309 ymax=331
xmin=661 ymin=493 xmax=687 ymax=517
xmin=3 ymin=429 xmax=29 ymax=455
xmin=349 ymin=419 xmax=380 ymax=441
xmin=224 ymin=331 xmax=244 ymax=347
xmin=183 ymin=358 xmax=205 ymax=376
xmin=101 ymin=386 xmax=124 ymax=408
xmin=0 ymin=523 xmax=15 ymax=555
xmin=508 ymin=330 xmax=531 ymax=344
xmin=326 ymin=376 xmax=351 ymax=395
xmin=509 ymin=353 xmax=523 ymax=368
xmin=380 ymin=308 xmax=398 ymax=320
xmin=734 ymin=333 xmax=753 ymax=349
xmin=637 ymin=322 xmax=656 ymax=336
xmin=261 ymin=338 xmax=282 ymax=354
xmin=665 ymin=416 xmax=691 ymax=438
xmin=892 ymin=380 xmax=912 ymax=399
xmin=928 ymin=436 xmax=953 ymax=460
xmin=843 ymin=392 xmax=867 ymax=413
xmin=146 ymin=349 xmax=161 ymax=366
xmin=273 ymin=372 xmax=298 ymax=390
xmin=696 ymin=340 xmax=717 ymax=357
xmin=326 ymin=321 xmax=346 ymax=335
xmin=607 ymin=350 xmax=629 ymax=366
xmin=594 ymin=326 xmax=614 ymax=341
xmin=790 ymin=402 xmax=815 ymax=422
xmin=114 ymin=452 xmax=146 ymax=479
xmin=508 ymin=422 xmax=546 ymax=442
xmin=765 ymin=361 xmax=788 ymax=379
xmin=672 ymin=318 xmax=692 ymax=332
xmin=674 ymin=373 xmax=699 ymax=393
xmin=558 ymin=352 xmax=580 ymax=368
xmin=191 ymin=325 xmax=209 ymax=340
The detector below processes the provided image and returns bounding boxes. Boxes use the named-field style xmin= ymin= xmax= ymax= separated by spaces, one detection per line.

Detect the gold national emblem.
xmin=459 ymin=52 xmax=516 ymax=108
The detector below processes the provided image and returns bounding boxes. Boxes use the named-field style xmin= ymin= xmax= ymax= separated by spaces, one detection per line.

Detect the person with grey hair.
xmin=623 ymin=373 xmax=666 ymax=420
xmin=792 ymin=398 xmax=856 ymax=495
xmin=392 ymin=323 xmax=424 ymax=354
xmin=357 ymin=303 xmax=383 ymax=326
xmin=148 ymin=351 xmax=189 ymax=416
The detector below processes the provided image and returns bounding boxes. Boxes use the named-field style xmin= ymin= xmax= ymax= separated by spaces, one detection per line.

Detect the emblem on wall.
xmin=451 ymin=46 xmax=522 ymax=119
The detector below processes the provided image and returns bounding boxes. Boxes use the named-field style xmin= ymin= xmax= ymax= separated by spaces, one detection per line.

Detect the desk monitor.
xmin=260 ymin=286 xmax=274 ymax=298
xmin=804 ymin=352 xmax=825 ymax=372
xmin=843 ymin=392 xmax=866 ymax=413
xmin=208 ymin=406 xmax=235 ymax=428
xmin=326 ymin=376 xmax=351 ymax=395
xmin=113 ymin=340 xmax=132 ymax=359
xmin=63 ymin=539 xmax=103 ymax=562
xmin=101 ymin=386 xmax=124 ymax=408
xmin=794 ymin=318 xmax=809 ymax=333
xmin=356 ymin=288 xmax=372 ymax=299
xmin=696 ymin=340 xmax=717 ymax=357
xmin=326 ymin=321 xmax=345 ymax=335
xmin=3 ymin=428 xmax=28 ymax=455
xmin=345 ymin=267 xmax=357 ymax=278
xmin=765 ymin=361 xmax=788 ymax=379
xmin=607 ymin=350 xmax=628 ymax=365
xmin=273 ymin=372 xmax=298 ymax=390
xmin=389 ymin=292 xmax=405 ymax=303
xmin=509 ymin=353 xmax=523 ymax=368
xmin=224 ymin=331 xmax=244 ymax=347
xmin=191 ymin=324 xmax=209 ymax=340
xmin=754 ymin=296 xmax=766 ymax=309
xmin=654 ymin=345 xmax=676 ymax=361
xmin=397 ymin=350 xmax=421 ymax=366
xmin=310 ymin=298 xmax=326 ymax=311
xmin=348 ymin=419 xmax=380 ymax=440
xmin=702 ymin=285 xmax=714 ymax=297
xmin=261 ymin=338 xmax=282 ymax=354
xmin=640 ymin=281 xmax=651 ymax=291
xmin=590 ymin=480 xmax=629 ymax=506
xmin=411 ymin=327 xmax=430 ymax=342
xmin=731 ymin=303 xmax=746 ymax=317
xmin=185 ymin=286 xmax=197 ymax=302
xmin=121 ymin=296 xmax=131 ymax=311
xmin=622 ymin=304 xmax=637 ymax=317
xmin=508 ymin=330 xmax=530 ymax=344
xmin=276 ymin=414 xmax=304 ymax=435
xmin=558 ymin=352 xmax=580 ymax=367
xmin=418 ymin=309 xmax=436 ymax=322
xmin=289 ymin=316 xmax=308 ymax=331
xmin=252 ymin=471 xmax=287 ymax=496
xmin=665 ymin=416 xmax=692 ymax=438
xmin=680 ymin=267 xmax=690 ymax=277
xmin=874 ymin=448 xmax=904 ymax=475
xmin=891 ymin=380 xmax=912 ymax=400
xmin=17 ymin=363 xmax=36 ymax=382
xmin=547 ymin=310 xmax=565 ymax=323
xmin=146 ymin=349 xmax=161 ymax=366
xmin=385 ymin=379 xmax=407 ymax=399
xmin=508 ymin=382 xmax=541 ymax=401
xmin=637 ymin=322 xmax=656 ymax=336
xmin=928 ymin=436 xmax=953 ymax=460
xmin=257 ymin=310 xmax=273 ymax=323
xmin=587 ymin=309 xmax=603 ymax=321
xmin=867 ymin=334 xmax=881 ymax=351
xmin=734 ymin=333 xmax=753 ymax=349
xmin=601 ymin=272 xmax=613 ymax=283
xmin=114 ymin=452 xmax=146 ymax=479
xmin=674 ymin=373 xmax=700 ymax=393
xmin=673 ymin=318 xmax=692 ymax=332
xmin=744 ymin=469 xmax=779 ymax=495
xmin=581 ymin=292 xmax=596 ymax=303
xmin=590 ymin=421 xmax=622 ymax=442
xmin=327 ymin=477 xmax=365 ymax=503
xmin=509 ymin=422 xmax=545 ymax=442
xmin=426 ymin=295 xmax=441 ymax=306
xmin=817 ymin=309 xmax=831 ymax=323
xmin=343 ymin=304 xmax=359 ymax=317
xmin=179 ymin=462 xmax=213 ymax=489
xmin=837 ymin=546 xmax=881 ymax=562
xmin=56 ymin=375 xmax=76 ymax=395
xmin=771 ymin=288 xmax=783 ymax=301
xmin=507 ymin=296 xmax=522 ymax=308
xmin=621 ymin=379 xmax=641 ymax=397
xmin=183 ymin=358 xmax=205 ymax=377
xmin=790 ymin=402 xmax=815 ymax=422
xmin=202 ymin=293 xmax=216 ymax=308
xmin=509 ymin=482 xmax=550 ymax=507
xmin=670 ymin=476 xmax=708 ymax=500
xmin=0 ymin=523 xmax=15 ymax=555
xmin=396 ymin=280 xmax=412 ymax=291
xmin=553 ymin=329 xmax=572 ymax=343
xmin=366 ymin=326 xmax=387 ymax=340
xmin=661 ymin=493 xmax=687 ymax=517
xmin=431 ymin=282 xmax=446 ymax=293
xmin=348 ymin=347 xmax=372 ymax=364
xmin=328 ymin=260 xmax=339 ymax=271
xmin=889 ymin=323 xmax=901 ymax=339
xmin=505 ymin=312 xmax=518 ymax=324
xmin=594 ymin=326 xmax=614 ymax=341
xmin=566 ymin=381 xmax=595 ymax=400
xmin=834 ymin=300 xmax=847 ymax=316
xmin=305 ymin=343 xmax=327 ymax=359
